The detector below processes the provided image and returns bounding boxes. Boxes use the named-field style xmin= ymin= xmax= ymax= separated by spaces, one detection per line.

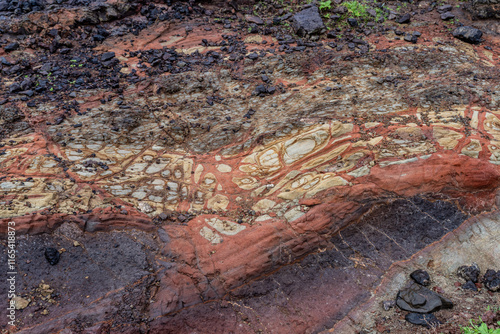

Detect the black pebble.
xmin=457 ymin=264 xmax=480 ymax=283
xmin=397 ymin=13 xmax=411 ymax=24
xmin=482 ymin=269 xmax=500 ymax=292
xmin=405 ymin=313 xmax=442 ymax=328
xmin=101 ymin=51 xmax=116 ymax=62
xmin=44 ymin=247 xmax=60 ymax=265
xmin=410 ymin=269 xmax=431 ymax=286
xmin=5 ymin=42 xmax=20 ymax=52
xmin=462 ymin=280 xmax=478 ymax=291
xmin=347 ymin=18 xmax=358 ymax=27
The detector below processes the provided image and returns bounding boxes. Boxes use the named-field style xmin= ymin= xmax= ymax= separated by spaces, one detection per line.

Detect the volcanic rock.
xmin=396 ymin=282 xmax=453 ymax=313
xmin=291 ymin=6 xmax=325 ymax=36
xmin=347 ymin=18 xmax=358 ymax=27
xmin=482 ymin=269 xmax=500 ymax=292
xmin=441 ymin=12 xmax=455 ymax=20
xmin=462 ymin=280 xmax=478 ymax=291
xmin=44 ymin=248 xmax=60 ymax=265
xmin=4 ymin=42 xmax=19 ymax=52
xmin=405 ymin=313 xmax=442 ymax=328
xmin=397 ymin=13 xmax=411 ymax=24
xmin=101 ymin=51 xmax=116 ymax=62
xmin=452 ymin=26 xmax=483 ymax=44
xmin=404 ymin=33 xmax=418 ymax=43
xmin=437 ymin=4 xmax=453 ymax=13
xmin=1 ymin=2 xmax=500 ymax=333
xmin=457 ymin=263 xmax=480 ymax=283
xmin=410 ymin=269 xmax=431 ymax=286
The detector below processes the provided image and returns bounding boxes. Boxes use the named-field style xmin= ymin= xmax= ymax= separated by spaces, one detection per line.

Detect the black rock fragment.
xmin=457 ymin=263 xmax=480 ymax=283
xmin=396 ymin=282 xmax=453 ymax=313
xmin=4 ymin=42 xmax=19 ymax=52
xmin=253 ymin=85 xmax=275 ymax=96
xmin=410 ymin=269 xmax=431 ymax=286
xmin=441 ymin=12 xmax=455 ymax=20
xmin=347 ymin=18 xmax=358 ymax=27
xmin=482 ymin=269 xmax=500 ymax=292
xmin=291 ymin=6 xmax=325 ymax=36
xmin=246 ymin=52 xmax=259 ymax=60
xmin=397 ymin=13 xmax=411 ymax=24
xmin=452 ymin=26 xmax=483 ymax=44
xmin=101 ymin=51 xmax=116 ymax=62
xmin=404 ymin=33 xmax=418 ymax=43
xmin=44 ymin=247 xmax=60 ymax=265
xmin=405 ymin=313 xmax=442 ymax=328
xmin=462 ymin=280 xmax=478 ymax=291
xmin=437 ymin=4 xmax=453 ymax=13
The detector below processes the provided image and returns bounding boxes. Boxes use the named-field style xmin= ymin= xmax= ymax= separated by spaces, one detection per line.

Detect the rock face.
xmin=291 ymin=6 xmax=325 ymax=36
xmin=0 ymin=0 xmax=500 ymax=333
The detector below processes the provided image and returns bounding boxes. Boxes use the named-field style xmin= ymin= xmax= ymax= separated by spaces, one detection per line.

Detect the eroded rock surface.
xmin=1 ymin=0 xmax=500 ymax=333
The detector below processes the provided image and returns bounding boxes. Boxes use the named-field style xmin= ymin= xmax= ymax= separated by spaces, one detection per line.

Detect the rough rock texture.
xmin=0 ymin=0 xmax=500 ymax=333
xmin=396 ymin=282 xmax=453 ymax=313
xmin=291 ymin=6 xmax=325 ymax=36
xmin=453 ymin=26 xmax=484 ymax=44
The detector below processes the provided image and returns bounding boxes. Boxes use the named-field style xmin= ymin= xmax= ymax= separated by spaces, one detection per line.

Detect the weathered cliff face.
xmin=1 ymin=0 xmax=500 ymax=333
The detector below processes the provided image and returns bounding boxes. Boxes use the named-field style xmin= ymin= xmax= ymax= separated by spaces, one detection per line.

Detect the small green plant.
xmin=460 ymin=317 xmax=500 ymax=334
xmin=344 ymin=0 xmax=369 ymax=19
xmin=319 ymin=0 xmax=332 ymax=11
xmin=70 ymin=59 xmax=77 ymax=63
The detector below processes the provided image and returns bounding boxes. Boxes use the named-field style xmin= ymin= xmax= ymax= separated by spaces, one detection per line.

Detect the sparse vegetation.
xmin=344 ymin=0 xmax=369 ymax=20
xmin=460 ymin=318 xmax=500 ymax=334
xmin=319 ymin=0 xmax=332 ymax=11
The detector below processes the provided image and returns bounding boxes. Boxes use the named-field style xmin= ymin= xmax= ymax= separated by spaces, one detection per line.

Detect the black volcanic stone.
xmin=44 ymin=247 xmax=60 ymax=265
xmin=347 ymin=18 xmax=358 ymax=27
xmin=291 ymin=6 xmax=325 ymax=36
xmin=396 ymin=282 xmax=453 ymax=313
xmin=441 ymin=12 xmax=455 ymax=20
xmin=101 ymin=51 xmax=116 ymax=62
xmin=5 ymin=42 xmax=19 ymax=52
xmin=405 ymin=313 xmax=442 ymax=328
xmin=462 ymin=280 xmax=478 ymax=291
xmin=410 ymin=269 xmax=430 ymax=286
xmin=482 ymin=269 xmax=500 ymax=292
xmin=457 ymin=263 xmax=480 ymax=283
xmin=404 ymin=33 xmax=418 ymax=43
xmin=397 ymin=13 xmax=411 ymax=24
xmin=452 ymin=26 xmax=483 ymax=44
